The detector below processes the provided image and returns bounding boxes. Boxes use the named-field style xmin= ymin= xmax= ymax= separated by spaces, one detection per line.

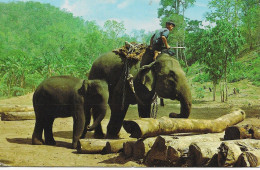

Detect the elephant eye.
xmin=169 ymin=71 xmax=175 ymax=77
xmin=169 ymin=71 xmax=178 ymax=81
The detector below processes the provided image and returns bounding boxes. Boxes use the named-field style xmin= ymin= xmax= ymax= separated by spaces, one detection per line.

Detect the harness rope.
xmin=151 ymin=93 xmax=158 ymax=118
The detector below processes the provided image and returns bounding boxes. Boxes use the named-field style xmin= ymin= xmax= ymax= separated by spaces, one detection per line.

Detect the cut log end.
xmin=123 ymin=141 xmax=135 ymax=158
xmin=235 ymin=151 xmax=260 ymax=167
xmin=123 ymin=121 xmax=142 ymax=138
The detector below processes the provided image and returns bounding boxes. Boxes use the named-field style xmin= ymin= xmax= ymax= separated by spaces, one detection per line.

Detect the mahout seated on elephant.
xmin=32 ymin=75 xmax=109 ymax=149
xmin=88 ymin=43 xmax=192 ymax=139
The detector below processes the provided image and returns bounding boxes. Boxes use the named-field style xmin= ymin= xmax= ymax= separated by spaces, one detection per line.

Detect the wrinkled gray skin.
xmin=88 ymin=48 xmax=192 ymax=138
xmin=32 ymin=76 xmax=108 ymax=149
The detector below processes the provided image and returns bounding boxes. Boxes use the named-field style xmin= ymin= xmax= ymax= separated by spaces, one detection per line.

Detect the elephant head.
xmin=137 ymin=52 xmax=192 ymax=118
xmin=78 ymin=79 xmax=108 ymax=131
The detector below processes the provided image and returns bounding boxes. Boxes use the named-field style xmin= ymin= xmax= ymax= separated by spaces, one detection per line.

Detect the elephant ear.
xmin=78 ymin=80 xmax=86 ymax=96
xmin=137 ymin=61 xmax=157 ymax=91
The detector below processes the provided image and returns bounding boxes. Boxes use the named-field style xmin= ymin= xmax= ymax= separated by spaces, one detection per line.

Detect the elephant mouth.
xmin=155 ymin=84 xmax=177 ymax=100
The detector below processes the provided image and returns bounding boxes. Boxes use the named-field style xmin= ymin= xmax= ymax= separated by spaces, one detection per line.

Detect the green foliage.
xmin=196 ymin=20 xmax=244 ymax=83
xmin=195 ymin=87 xmax=205 ymax=99
xmin=0 ymin=2 xmax=148 ymax=97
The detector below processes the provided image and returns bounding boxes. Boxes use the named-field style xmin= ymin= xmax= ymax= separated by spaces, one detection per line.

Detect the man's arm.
xmin=162 ymin=36 xmax=170 ymax=49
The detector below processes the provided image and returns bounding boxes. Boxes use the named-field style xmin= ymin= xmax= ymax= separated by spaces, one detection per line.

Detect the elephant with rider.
xmin=88 ymin=46 xmax=192 ymax=139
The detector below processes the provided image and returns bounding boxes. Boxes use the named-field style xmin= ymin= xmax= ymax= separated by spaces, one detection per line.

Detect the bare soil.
xmin=0 ymin=79 xmax=259 ymax=167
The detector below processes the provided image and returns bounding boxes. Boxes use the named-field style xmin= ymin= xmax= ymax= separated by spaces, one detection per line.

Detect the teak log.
xmin=144 ymin=133 xmax=223 ymax=166
xmin=218 ymin=139 xmax=260 ymax=167
xmin=103 ymin=138 xmax=136 ymax=154
xmin=188 ymin=141 xmax=222 ymax=167
xmin=218 ymin=141 xmax=242 ymax=167
xmin=123 ymin=141 xmax=136 ymax=158
xmin=249 ymin=126 xmax=260 ymax=139
xmin=133 ymin=137 xmax=157 ymax=159
xmin=235 ymin=150 xmax=260 ymax=167
xmin=1 ymin=111 xmax=35 ymax=121
xmin=0 ymin=105 xmax=34 ymax=112
xmin=123 ymin=109 xmax=245 ymax=138
xmin=77 ymin=139 xmax=107 ymax=154
xmin=77 ymin=138 xmax=136 ymax=154
xmin=224 ymin=125 xmax=252 ymax=140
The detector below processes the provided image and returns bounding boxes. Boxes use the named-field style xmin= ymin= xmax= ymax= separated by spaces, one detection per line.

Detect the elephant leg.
xmin=92 ymin=107 xmax=105 ymax=139
xmin=32 ymin=114 xmax=44 ymax=145
xmin=72 ymin=107 xmax=85 ymax=149
xmin=80 ymin=106 xmax=91 ymax=139
xmin=43 ymin=116 xmax=56 ymax=145
xmin=138 ymin=104 xmax=151 ymax=118
xmin=106 ymin=104 xmax=129 ymax=139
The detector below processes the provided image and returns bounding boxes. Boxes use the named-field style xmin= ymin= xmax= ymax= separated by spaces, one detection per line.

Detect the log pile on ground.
xmin=0 ymin=105 xmax=35 ymax=121
xmin=76 ymin=108 xmax=260 ymax=167
xmin=121 ymin=109 xmax=260 ymax=167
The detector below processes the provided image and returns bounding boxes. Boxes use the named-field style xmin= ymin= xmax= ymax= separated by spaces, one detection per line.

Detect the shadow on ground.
xmin=6 ymin=137 xmax=72 ymax=149
xmin=53 ymin=130 xmax=95 ymax=139
xmin=99 ymin=153 xmax=139 ymax=165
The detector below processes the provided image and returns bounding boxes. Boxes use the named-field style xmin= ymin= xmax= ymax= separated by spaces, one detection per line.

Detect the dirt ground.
xmin=0 ymin=84 xmax=259 ymax=167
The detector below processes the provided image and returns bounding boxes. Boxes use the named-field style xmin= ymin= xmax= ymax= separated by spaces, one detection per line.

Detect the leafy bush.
xmin=195 ymin=87 xmax=205 ymax=99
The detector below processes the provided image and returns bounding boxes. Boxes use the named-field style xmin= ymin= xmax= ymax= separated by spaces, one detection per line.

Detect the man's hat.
xmin=166 ymin=21 xmax=175 ymax=27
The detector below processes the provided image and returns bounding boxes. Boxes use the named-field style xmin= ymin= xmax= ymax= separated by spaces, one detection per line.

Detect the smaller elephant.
xmin=32 ymin=76 xmax=109 ymax=149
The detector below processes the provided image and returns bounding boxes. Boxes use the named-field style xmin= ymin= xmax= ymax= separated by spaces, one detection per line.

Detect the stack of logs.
xmin=77 ymin=109 xmax=260 ymax=167
xmin=0 ymin=105 xmax=35 ymax=121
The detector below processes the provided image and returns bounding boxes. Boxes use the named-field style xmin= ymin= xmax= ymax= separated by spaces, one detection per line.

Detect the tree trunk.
xmin=224 ymin=125 xmax=253 ymax=140
xmin=123 ymin=109 xmax=245 ymax=138
xmin=78 ymin=138 xmax=136 ymax=154
xmin=217 ymin=141 xmax=242 ymax=167
xmin=123 ymin=141 xmax=136 ymax=158
xmin=249 ymin=126 xmax=260 ymax=139
xmin=0 ymin=105 xmax=34 ymax=112
xmin=1 ymin=111 xmax=35 ymax=121
xmin=224 ymin=54 xmax=228 ymax=101
xmin=133 ymin=137 xmax=157 ymax=159
xmin=188 ymin=141 xmax=222 ymax=167
xmin=176 ymin=42 xmax=179 ymax=60
xmin=213 ymin=81 xmax=217 ymax=101
xmin=77 ymin=139 xmax=107 ymax=154
xmin=103 ymin=138 xmax=136 ymax=154
xmin=145 ymin=133 xmax=224 ymax=166
xmin=218 ymin=139 xmax=260 ymax=167
xmin=235 ymin=150 xmax=260 ymax=167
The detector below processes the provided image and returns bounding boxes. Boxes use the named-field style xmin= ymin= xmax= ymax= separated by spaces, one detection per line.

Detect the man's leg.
xmin=153 ymin=50 xmax=159 ymax=60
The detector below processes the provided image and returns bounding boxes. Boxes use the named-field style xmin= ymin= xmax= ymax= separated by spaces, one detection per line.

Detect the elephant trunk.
xmin=169 ymin=87 xmax=192 ymax=118
xmin=86 ymin=107 xmax=106 ymax=131
xmin=179 ymin=93 xmax=192 ymax=118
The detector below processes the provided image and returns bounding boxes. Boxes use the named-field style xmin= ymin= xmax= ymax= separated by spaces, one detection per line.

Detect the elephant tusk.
xmin=127 ymin=74 xmax=145 ymax=105
xmin=127 ymin=74 xmax=135 ymax=93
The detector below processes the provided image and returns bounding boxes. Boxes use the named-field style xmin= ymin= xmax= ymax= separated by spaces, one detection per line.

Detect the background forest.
xmin=0 ymin=0 xmax=259 ymax=101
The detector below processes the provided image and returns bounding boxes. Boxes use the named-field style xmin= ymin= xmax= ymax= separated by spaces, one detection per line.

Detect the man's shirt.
xmin=152 ymin=28 xmax=170 ymax=47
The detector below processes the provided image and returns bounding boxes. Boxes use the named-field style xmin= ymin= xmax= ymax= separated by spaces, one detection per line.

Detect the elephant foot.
xmin=72 ymin=142 xmax=77 ymax=149
xmin=45 ymin=139 xmax=56 ymax=146
xmin=80 ymin=133 xmax=86 ymax=139
xmin=169 ymin=112 xmax=182 ymax=118
xmin=32 ymin=138 xmax=44 ymax=145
